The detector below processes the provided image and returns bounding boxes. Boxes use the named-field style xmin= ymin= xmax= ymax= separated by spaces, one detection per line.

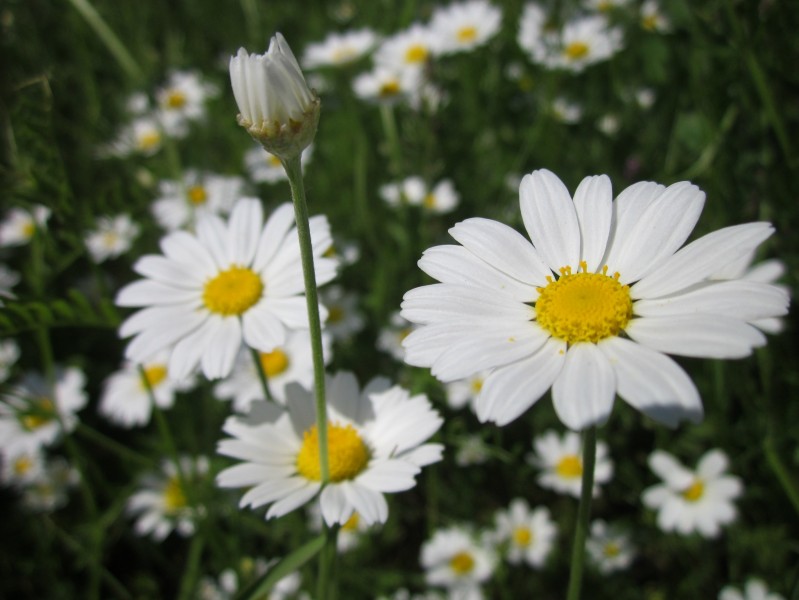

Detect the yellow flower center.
xmin=535 ymin=264 xmax=632 ymax=344
xmin=457 ymin=26 xmax=478 ymax=43
xmin=379 ymin=80 xmax=401 ymax=98
xmin=22 ymin=221 xmax=36 ymax=239
xmin=423 ymin=193 xmax=436 ymax=209
xmin=555 ymin=454 xmax=583 ymax=479
xmin=682 ymin=479 xmax=704 ymax=502
xmin=21 ymin=397 xmax=55 ymax=431
xmin=512 ymin=526 xmax=533 ymax=547
xmin=259 ymin=349 xmax=290 ymax=378
xmin=342 ymin=512 xmax=360 ymax=532
xmin=642 ymin=15 xmax=659 ymax=31
xmin=405 ymin=44 xmax=428 ymax=63
xmin=187 ymin=185 xmax=207 ymax=205
xmin=565 ymin=41 xmax=590 ymax=60
xmin=470 ymin=378 xmax=484 ymax=395
xmin=296 ymin=422 xmax=370 ymax=483
xmin=137 ymin=131 xmax=161 ymax=151
xmin=450 ymin=551 xmax=475 ymax=575
xmin=603 ymin=542 xmax=621 ymax=557
xmin=163 ymin=476 xmax=187 ymax=511
xmin=267 ymin=153 xmax=282 ymax=167
xmin=141 ymin=364 xmax=168 ymax=389
xmin=202 ymin=266 xmax=263 ymax=316
xmin=165 ymin=90 xmax=187 ymax=109
xmin=327 ymin=305 xmax=345 ymax=324
xmin=597 ymin=0 xmax=612 ymax=11
xmin=14 ymin=456 xmax=33 ymax=476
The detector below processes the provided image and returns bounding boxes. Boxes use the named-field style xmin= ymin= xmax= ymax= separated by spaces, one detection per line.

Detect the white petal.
xmin=133 ymin=255 xmax=204 ymax=288
xmin=265 ymin=482 xmax=318 ymax=519
xmin=116 ymin=280 xmax=199 ymax=306
xmin=263 ymin=297 xmax=322 ymax=328
xmin=401 ymin=283 xmax=534 ymax=325
xmin=696 ymin=449 xmax=728 ymax=479
xmin=159 ymin=230 xmax=217 ymax=278
xmin=340 ymin=482 xmax=388 ymax=525
xmin=168 ymin=317 xmax=223 ymax=380
xmin=201 ymin=317 xmax=242 ymax=379
xmin=626 ymin=315 xmax=766 ymax=359
xmin=604 ymin=182 xmax=665 ymax=267
xmin=253 ymin=203 xmax=296 ymax=272
xmin=648 ymin=451 xmax=694 ymax=489
xmin=242 ymin=303 xmax=287 ymax=351
xmin=123 ymin=310 xmax=207 ymax=363
xmin=195 ymin=214 xmax=230 ymax=268
xmin=551 ymin=343 xmax=616 ymax=430
xmin=599 ymin=337 xmax=702 ymax=427
xmin=631 ymin=222 xmax=775 ymax=298
xmin=572 ymin=175 xmax=612 ymax=272
xmin=520 ymin=169 xmax=581 ymax=271
xmin=227 ymin=198 xmax=263 ymax=265
xmin=356 ymin=460 xmax=419 ymax=492
xmin=240 ymin=476 xmax=304 ymax=508
xmin=320 ymin=484 xmax=353 ymax=525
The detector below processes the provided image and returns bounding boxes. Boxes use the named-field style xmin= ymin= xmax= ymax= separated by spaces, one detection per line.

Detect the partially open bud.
xmin=230 ymin=33 xmax=320 ymax=161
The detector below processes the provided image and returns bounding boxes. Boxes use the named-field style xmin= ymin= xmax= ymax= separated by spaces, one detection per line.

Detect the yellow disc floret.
xmin=535 ymin=264 xmax=632 ymax=344
xmin=187 ymin=185 xmax=208 ymax=205
xmin=296 ymin=422 xmax=370 ymax=483
xmin=405 ymin=44 xmax=429 ymax=64
xmin=456 ymin=26 xmax=478 ymax=43
xmin=165 ymin=90 xmax=187 ymax=109
xmin=259 ymin=349 xmax=290 ymax=378
xmin=450 ymin=551 xmax=475 ymax=575
xmin=163 ymin=476 xmax=187 ymax=512
xmin=379 ymin=80 xmax=401 ymax=98
xmin=565 ymin=41 xmax=590 ymax=61
xmin=202 ymin=266 xmax=263 ymax=316
xmin=556 ymin=454 xmax=583 ymax=479
xmin=682 ymin=479 xmax=705 ymax=502
xmin=512 ymin=526 xmax=533 ymax=547
xmin=141 ymin=364 xmax=168 ymax=389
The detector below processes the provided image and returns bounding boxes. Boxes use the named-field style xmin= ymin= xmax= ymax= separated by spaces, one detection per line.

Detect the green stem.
xmin=565 ymin=426 xmax=597 ymax=600
xmin=76 ymin=423 xmax=152 ymax=467
xmin=250 ymin=347 xmax=275 ymax=403
xmin=763 ymin=435 xmax=799 ymax=517
xmin=176 ymin=532 xmax=206 ymax=600
xmin=65 ymin=0 xmax=143 ymax=83
xmin=379 ymin=103 xmax=403 ymax=177
xmin=317 ymin=526 xmax=339 ymax=600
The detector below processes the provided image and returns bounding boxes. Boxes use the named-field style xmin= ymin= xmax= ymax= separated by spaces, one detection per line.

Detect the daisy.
xmin=597 ymin=113 xmax=621 ymax=136
xmin=377 ymin=311 xmax=417 ymax=361
xmin=380 ymin=177 xmax=428 ymax=208
xmin=353 ymin=65 xmax=422 ymax=105
xmin=642 ymin=449 xmax=742 ymax=538
xmin=374 ymin=23 xmax=440 ymax=71
xmin=85 ymin=214 xmax=140 ymax=263
xmin=551 ymin=15 xmax=624 ymax=72
xmin=493 ymin=498 xmax=556 ymax=567
xmin=116 ymin=198 xmax=337 ymax=380
xmin=20 ymin=456 xmax=80 ymax=513
xmin=105 ymin=116 xmax=164 ymax=157
xmin=244 ymin=144 xmax=313 ymax=184
xmin=455 ymin=434 xmax=490 ymax=466
xmin=526 ymin=430 xmax=613 ymax=497
xmin=551 ymin=97 xmax=583 ymax=124
xmin=99 ymin=354 xmax=195 ymax=427
xmin=445 ymin=371 xmax=489 ymax=412
xmin=0 ymin=205 xmax=50 ymax=247
xmin=151 ymin=170 xmax=246 ymax=231
xmin=420 ymin=180 xmax=460 ymax=214
xmin=302 ymin=29 xmax=378 ymax=69
xmin=586 ymin=520 xmax=635 ymax=574
xmin=127 ymin=456 xmax=208 ymax=541
xmin=216 ymin=372 xmax=443 ymax=526
xmin=641 ymin=0 xmax=671 ymax=33
xmin=719 ymin=579 xmax=785 ymax=600
xmin=320 ymin=285 xmax=365 ymax=342
xmin=517 ymin=4 xmax=557 ymax=67
xmin=1 ymin=447 xmax=45 ymax=488
xmin=213 ymin=328 xmax=332 ymax=409
xmin=421 ymin=526 xmax=496 ymax=599
xmin=0 ymin=367 xmax=87 ymax=456
xmin=155 ymin=70 xmax=218 ymax=137
xmin=400 ymin=169 xmax=788 ymax=430
xmin=198 ymin=560 xmax=302 ymax=600
xmin=0 ymin=339 xmax=20 ymax=383
xmin=429 ymin=0 xmax=503 ymax=56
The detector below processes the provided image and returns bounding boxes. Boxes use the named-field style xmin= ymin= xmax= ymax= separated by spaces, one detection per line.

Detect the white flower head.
xmin=85 ymin=214 xmax=140 ymax=263
xmin=526 ymin=430 xmax=613 ymax=497
xmin=641 ymin=0 xmax=671 ymax=33
xmin=216 ymin=372 xmax=443 ymax=526
xmin=1 ymin=447 xmax=46 ymax=487
xmin=719 ymin=578 xmax=785 ymax=600
xmin=353 ymin=65 xmax=422 ymax=105
xmin=213 ymin=328 xmax=332 ymax=410
xmin=302 ymin=29 xmax=378 ymax=69
xmin=104 ymin=116 xmax=164 ymax=157
xmin=374 ymin=23 xmax=440 ymax=70
xmin=642 ymin=449 xmax=743 ymax=538
xmin=455 ymin=434 xmax=490 ymax=466
xmin=551 ymin=97 xmax=583 ymax=124
xmin=377 ymin=311 xmax=417 ymax=361
xmin=401 ymin=168 xmax=788 ymax=430
xmin=156 ymin=70 xmax=219 ymax=137
xmin=429 ymin=0 xmax=503 ymax=55
xmin=0 ymin=205 xmax=50 ymax=247
xmin=20 ymin=456 xmax=80 ymax=513
xmin=493 ymin=498 xmax=557 ymax=567
xmin=230 ymin=33 xmax=320 ymax=159
xmin=586 ymin=520 xmax=635 ymax=573
xmin=245 ymin=143 xmax=314 ymax=184
xmin=445 ymin=371 xmax=489 ymax=412
xmin=151 ymin=170 xmax=246 ymax=231
xmin=421 ymin=525 xmax=496 ymax=598
xmin=116 ymin=198 xmax=337 ymax=381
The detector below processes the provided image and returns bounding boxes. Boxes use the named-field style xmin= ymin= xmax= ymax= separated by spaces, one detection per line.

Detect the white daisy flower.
xmin=517 ymin=4 xmax=557 ymax=66
xmin=526 ymin=430 xmax=613 ymax=497
xmin=127 ymin=456 xmax=208 ymax=541
xmin=99 ymin=354 xmax=195 ymax=427
xmin=719 ymin=578 xmax=785 ymax=600
xmin=151 ymin=170 xmax=246 ymax=232
xmin=302 ymin=29 xmax=378 ymax=69
xmin=213 ymin=328 xmax=332 ymax=410
xmin=377 ymin=311 xmax=417 ymax=361
xmin=244 ymin=144 xmax=313 ymax=184
xmin=198 ymin=560 xmax=303 ymax=600
xmin=597 ymin=113 xmax=620 ymax=136
xmin=0 ymin=205 xmax=50 ymax=247
xmin=116 ymin=198 xmax=337 ymax=381
xmin=445 ymin=371 xmax=489 ymax=412
xmin=634 ymin=87 xmax=656 ymax=109
xmin=216 ymin=372 xmax=443 ymax=526
xmin=321 ymin=285 xmax=365 ymax=342
xmin=21 ymin=456 xmax=80 ymax=513
xmin=0 ymin=367 xmax=87 ymax=456
xmin=0 ymin=339 xmax=20 ymax=383
xmin=586 ymin=519 xmax=635 ymax=573
xmin=374 ymin=23 xmax=440 ymax=70
xmin=106 ymin=116 xmax=164 ymax=157
xmin=551 ymin=97 xmax=583 ymax=124
xmin=553 ymin=15 xmax=624 ymax=72
xmin=1 ymin=447 xmax=45 ymax=487
xmin=455 ymin=434 xmax=490 ymax=466
xmin=421 ymin=180 xmax=460 ymax=214
xmin=421 ymin=526 xmax=496 ymax=599
xmin=85 ymin=214 xmax=140 ymax=263
xmin=493 ymin=498 xmax=556 ymax=567
xmin=400 ymin=168 xmax=788 ymax=430
xmin=353 ymin=65 xmax=422 ymax=105
xmin=155 ymin=70 xmax=218 ymax=137
xmin=641 ymin=0 xmax=671 ymax=33
xmin=429 ymin=0 xmax=503 ymax=55
xmin=380 ymin=177 xmax=428 ymax=208
xmin=642 ymin=449 xmax=742 ymax=538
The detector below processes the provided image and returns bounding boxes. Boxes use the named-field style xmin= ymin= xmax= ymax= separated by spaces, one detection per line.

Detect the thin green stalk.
xmin=317 ymin=526 xmax=339 ymax=600
xmin=66 ymin=0 xmax=143 ymax=83
xmin=763 ymin=435 xmax=799 ymax=517
xmin=379 ymin=103 xmax=403 ymax=177
xmin=76 ymin=423 xmax=152 ymax=467
xmin=249 ymin=347 xmax=275 ymax=403
xmin=239 ymin=0 xmax=262 ymax=49
xmin=565 ymin=426 xmax=597 ymax=600
xmin=177 ymin=532 xmax=206 ymax=600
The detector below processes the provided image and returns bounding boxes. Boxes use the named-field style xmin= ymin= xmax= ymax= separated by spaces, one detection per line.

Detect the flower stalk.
xmin=565 ymin=425 xmax=596 ymax=600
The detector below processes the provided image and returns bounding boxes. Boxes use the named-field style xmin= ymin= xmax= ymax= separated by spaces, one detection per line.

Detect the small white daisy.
xmin=586 ymin=519 xmax=635 ymax=573
xmin=455 ymin=434 xmax=490 ymax=466
xmin=302 ymin=29 xmax=378 ymax=69
xmin=353 ymin=65 xmax=422 ymax=105
xmin=99 ymin=354 xmax=195 ymax=427
xmin=20 ymin=456 xmax=80 ymax=513
xmin=421 ymin=526 xmax=496 ymax=599
xmin=216 ymin=372 xmax=443 ymax=526
xmin=321 ymin=285 xmax=365 ymax=342
xmin=1 ymin=447 xmax=45 ymax=488
xmin=127 ymin=456 xmax=208 ymax=541
xmin=105 ymin=116 xmax=164 ymax=157
xmin=719 ymin=578 xmax=785 ymax=600
xmin=198 ymin=560 xmax=303 ymax=600
xmin=641 ymin=0 xmax=671 ymax=33
xmin=116 ymin=198 xmax=337 ymax=380
xmin=493 ymin=498 xmax=556 ymax=567
xmin=551 ymin=97 xmax=583 ymax=124
xmin=155 ymin=70 xmax=218 ymax=137
xmin=374 ymin=23 xmax=440 ymax=70
xmin=213 ymin=328 xmax=332 ymax=409
xmin=85 ymin=214 xmax=140 ymax=263
xmin=380 ymin=177 xmax=428 ymax=208
xmin=0 ymin=339 xmax=20 ymax=383
xmin=597 ymin=114 xmax=621 ymax=136
xmin=151 ymin=170 xmax=246 ymax=232
xmin=429 ymin=0 xmax=503 ymax=55
xmin=642 ymin=449 xmax=742 ymax=538
xmin=445 ymin=371 xmax=489 ymax=412
xmin=401 ymin=169 xmax=788 ymax=430
xmin=0 ymin=205 xmax=50 ymax=247
xmin=0 ymin=367 xmax=87 ymax=456
xmin=244 ymin=144 xmax=313 ymax=184
xmin=377 ymin=311 xmax=417 ymax=361
xmin=526 ymin=430 xmax=613 ymax=497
